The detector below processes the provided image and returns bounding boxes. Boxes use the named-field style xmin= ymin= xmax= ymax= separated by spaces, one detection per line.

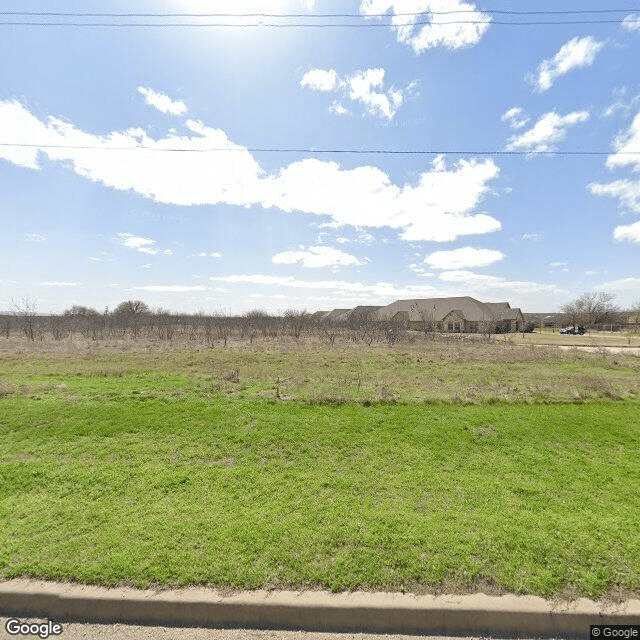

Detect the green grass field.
xmin=1 ymin=338 xmax=639 ymax=598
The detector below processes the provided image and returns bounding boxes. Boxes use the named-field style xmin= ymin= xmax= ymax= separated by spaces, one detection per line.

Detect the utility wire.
xmin=0 ymin=9 xmax=638 ymax=17
xmin=1 ymin=142 xmax=637 ymax=156
xmin=0 ymin=19 xmax=637 ymax=27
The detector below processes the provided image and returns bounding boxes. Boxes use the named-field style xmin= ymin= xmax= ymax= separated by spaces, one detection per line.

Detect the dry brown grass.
xmin=1 ymin=330 xmax=639 ymax=404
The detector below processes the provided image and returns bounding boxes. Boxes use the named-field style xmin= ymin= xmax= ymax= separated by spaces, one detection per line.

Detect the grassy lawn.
xmin=0 ymin=342 xmax=639 ymax=598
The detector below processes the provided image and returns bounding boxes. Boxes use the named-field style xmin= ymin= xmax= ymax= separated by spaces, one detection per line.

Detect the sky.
xmin=1 ymin=0 xmax=640 ymax=314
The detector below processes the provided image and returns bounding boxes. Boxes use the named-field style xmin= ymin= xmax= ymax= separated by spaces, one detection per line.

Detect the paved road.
xmin=1 ymin=618 xmax=554 ymax=640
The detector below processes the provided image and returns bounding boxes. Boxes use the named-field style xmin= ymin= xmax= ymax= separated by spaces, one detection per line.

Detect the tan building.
xmin=372 ymin=297 xmax=524 ymax=333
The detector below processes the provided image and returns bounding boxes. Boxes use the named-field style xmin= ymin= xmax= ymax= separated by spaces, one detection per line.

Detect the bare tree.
xmin=560 ymin=291 xmax=618 ymax=329
xmin=284 ymin=308 xmax=309 ymax=339
xmin=418 ymin=306 xmax=438 ymax=339
xmin=0 ymin=315 xmax=11 ymax=338
xmin=12 ymin=297 xmax=39 ymax=341
xmin=112 ymin=300 xmax=149 ymax=338
xmin=627 ymin=300 xmax=640 ymax=334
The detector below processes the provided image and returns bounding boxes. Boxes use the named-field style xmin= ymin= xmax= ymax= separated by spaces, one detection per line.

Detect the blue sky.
xmin=1 ymin=0 xmax=639 ymax=314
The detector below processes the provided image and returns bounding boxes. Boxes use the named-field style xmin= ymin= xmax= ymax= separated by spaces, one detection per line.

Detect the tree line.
xmin=3 ymin=291 xmax=639 ymax=345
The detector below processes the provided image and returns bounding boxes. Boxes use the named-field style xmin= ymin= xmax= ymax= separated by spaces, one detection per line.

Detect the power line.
xmin=0 ymin=19 xmax=636 ymax=27
xmin=0 ymin=9 xmax=638 ymax=17
xmin=1 ymin=142 xmax=637 ymax=156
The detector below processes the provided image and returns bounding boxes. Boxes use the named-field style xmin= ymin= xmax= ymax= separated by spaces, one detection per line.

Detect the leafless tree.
xmin=560 ymin=291 xmax=619 ymax=329
xmin=418 ymin=306 xmax=438 ymax=339
xmin=284 ymin=308 xmax=309 ymax=339
xmin=112 ymin=300 xmax=149 ymax=338
xmin=12 ymin=297 xmax=39 ymax=341
xmin=627 ymin=300 xmax=640 ymax=334
xmin=63 ymin=305 xmax=100 ymax=338
xmin=0 ymin=315 xmax=11 ymax=338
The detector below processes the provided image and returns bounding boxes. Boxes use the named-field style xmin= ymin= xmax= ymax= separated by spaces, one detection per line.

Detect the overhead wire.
xmin=0 ymin=19 xmax=638 ymax=27
xmin=0 ymin=142 xmax=637 ymax=156
xmin=0 ymin=9 xmax=638 ymax=17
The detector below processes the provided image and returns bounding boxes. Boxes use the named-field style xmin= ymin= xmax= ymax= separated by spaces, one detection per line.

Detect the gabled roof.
xmin=322 ymin=308 xmax=353 ymax=322
xmin=347 ymin=306 xmax=383 ymax=321
xmin=375 ymin=297 xmax=522 ymax=323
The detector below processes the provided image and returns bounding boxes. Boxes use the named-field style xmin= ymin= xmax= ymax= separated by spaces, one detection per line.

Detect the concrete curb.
xmin=1 ymin=580 xmax=639 ymax=637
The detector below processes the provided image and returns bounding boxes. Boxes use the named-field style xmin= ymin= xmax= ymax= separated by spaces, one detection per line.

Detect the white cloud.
xmin=210 ymin=274 xmax=437 ymax=298
xmin=272 ymin=245 xmax=366 ymax=268
xmin=0 ymin=100 xmax=502 ymax=243
xmin=264 ymin=155 xmax=501 ymax=242
xmin=521 ymin=233 xmax=539 ymax=241
xmin=589 ymin=180 xmax=640 ymax=214
xmin=301 ymin=67 xmax=407 ymax=120
xmin=196 ymin=251 xmax=222 ymax=258
xmin=347 ymin=68 xmax=404 ymax=120
xmin=300 ymin=69 xmax=340 ymax=92
xmin=604 ymin=111 xmax=640 ymax=174
xmin=601 ymin=86 xmax=640 ymax=119
xmin=89 ymin=256 xmax=100 ymax=262
xmin=40 ymin=282 xmax=80 ymax=286
xmin=137 ymin=87 xmax=187 ymax=116
xmin=436 ymin=270 xmax=563 ymax=295
xmin=424 ymin=246 xmax=504 ymax=270
xmin=24 ymin=233 xmax=45 ymax=242
xmin=613 ymin=220 xmax=640 ymax=243
xmin=356 ymin=232 xmax=375 ymax=245
xmin=116 ymin=233 xmax=173 ymax=256
xmin=589 ymin=112 xmax=640 ymax=223
xmin=329 ymin=101 xmax=349 ymax=116
xmin=134 ymin=285 xmax=207 ymax=292
xmin=506 ymin=111 xmax=589 ymax=152
xmin=622 ymin=14 xmax=640 ymax=32
xmin=359 ymin=0 xmax=491 ymax=53
xmin=501 ymin=107 xmax=529 ymax=130
xmin=532 ymin=36 xmax=605 ymax=92
xmin=209 ymin=273 xmax=562 ymax=306
xmin=549 ymin=261 xmax=568 ymax=268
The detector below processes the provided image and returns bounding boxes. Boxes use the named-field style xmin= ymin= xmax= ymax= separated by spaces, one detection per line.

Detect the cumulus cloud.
xmin=506 ymin=110 xmax=589 ymax=152
xmin=137 ymin=87 xmax=187 ymax=116
xmin=300 ymin=69 xmax=340 ymax=92
xmin=589 ymin=180 xmax=640 ymax=214
xmin=501 ymin=107 xmax=529 ymax=130
xmin=359 ymin=0 xmax=491 ymax=53
xmin=0 ymin=99 xmax=502 ymax=243
xmin=329 ymin=101 xmax=349 ymax=116
xmin=424 ymin=246 xmax=504 ymax=270
xmin=589 ymin=112 xmax=640 ymax=236
xmin=272 ymin=245 xmax=366 ymax=268
xmin=301 ymin=67 xmax=407 ymax=119
xmin=532 ymin=36 xmax=605 ymax=92
xmin=622 ymin=14 xmax=640 ymax=32
xmin=613 ymin=220 xmax=640 ymax=243
xmin=116 ymin=233 xmax=173 ymax=256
